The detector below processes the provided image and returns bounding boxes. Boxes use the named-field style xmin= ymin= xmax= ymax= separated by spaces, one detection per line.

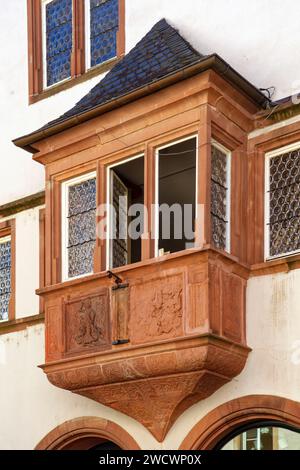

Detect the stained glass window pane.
xmin=211 ymin=145 xmax=229 ymax=251
xmin=45 ymin=0 xmax=72 ymax=87
xmin=0 ymin=239 xmax=11 ymax=322
xmin=67 ymin=178 xmax=96 ymax=278
xmin=90 ymin=0 xmax=119 ymax=67
xmin=268 ymin=149 xmax=300 ymax=257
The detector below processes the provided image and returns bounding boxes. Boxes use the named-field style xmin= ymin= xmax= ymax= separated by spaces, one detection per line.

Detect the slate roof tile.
xmin=43 ymin=18 xmax=204 ymax=129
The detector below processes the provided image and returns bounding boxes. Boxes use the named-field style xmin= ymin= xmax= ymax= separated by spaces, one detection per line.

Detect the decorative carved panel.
xmin=46 ymin=304 xmax=64 ymax=362
xmin=64 ymin=291 xmax=110 ymax=356
xmin=222 ymin=271 xmax=245 ymax=343
xmin=187 ymin=266 xmax=208 ymax=333
xmin=130 ymin=273 xmax=184 ymax=344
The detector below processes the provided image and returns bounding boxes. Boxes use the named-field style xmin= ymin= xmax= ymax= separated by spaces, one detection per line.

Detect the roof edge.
xmin=13 ymin=54 xmax=269 ymax=153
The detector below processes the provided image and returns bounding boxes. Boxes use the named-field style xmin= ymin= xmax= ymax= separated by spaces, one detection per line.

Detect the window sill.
xmin=0 ymin=313 xmax=45 ymax=335
xmin=29 ymin=57 xmax=121 ymax=105
xmin=36 ymin=245 xmax=247 ymax=296
xmin=251 ymin=252 xmax=300 ymax=277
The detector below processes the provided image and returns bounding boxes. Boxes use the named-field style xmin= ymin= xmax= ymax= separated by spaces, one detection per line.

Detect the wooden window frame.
xmin=61 ymin=171 xmax=97 ymax=282
xmin=27 ymin=0 xmax=125 ymax=104
xmin=0 ymin=220 xmax=16 ymax=323
xmin=265 ymin=140 xmax=300 ymax=261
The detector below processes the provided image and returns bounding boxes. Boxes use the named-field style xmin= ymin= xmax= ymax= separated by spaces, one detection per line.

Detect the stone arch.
xmin=35 ymin=417 xmax=140 ymax=450
xmin=179 ymin=395 xmax=300 ymax=450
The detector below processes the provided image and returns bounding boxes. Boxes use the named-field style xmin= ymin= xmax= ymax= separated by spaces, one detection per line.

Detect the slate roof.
xmin=14 ymin=19 xmax=269 ymax=151
xmin=43 ymin=19 xmax=204 ymax=129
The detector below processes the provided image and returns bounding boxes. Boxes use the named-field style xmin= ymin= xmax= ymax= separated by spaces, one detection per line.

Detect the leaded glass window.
xmin=111 ymin=170 xmax=128 ymax=268
xmin=267 ymin=147 xmax=300 ymax=258
xmin=0 ymin=237 xmax=11 ymax=322
xmin=88 ymin=0 xmax=119 ymax=68
xmin=66 ymin=176 xmax=97 ymax=279
xmin=211 ymin=144 xmax=230 ymax=251
xmin=44 ymin=0 xmax=73 ymax=87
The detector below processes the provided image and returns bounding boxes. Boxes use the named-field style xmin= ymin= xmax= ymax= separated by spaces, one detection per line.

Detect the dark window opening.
xmin=157 ymin=137 xmax=197 ymax=255
xmin=110 ymin=156 xmax=144 ymax=268
xmin=89 ymin=441 xmax=122 ymax=450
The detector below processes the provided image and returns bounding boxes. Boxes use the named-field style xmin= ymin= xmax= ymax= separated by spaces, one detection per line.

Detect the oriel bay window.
xmin=61 ymin=172 xmax=97 ymax=280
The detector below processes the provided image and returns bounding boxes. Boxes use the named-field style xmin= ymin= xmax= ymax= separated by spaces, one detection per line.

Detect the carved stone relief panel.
xmin=46 ymin=303 xmax=64 ymax=362
xmin=129 ymin=272 xmax=184 ymax=344
xmin=64 ymin=290 xmax=110 ymax=355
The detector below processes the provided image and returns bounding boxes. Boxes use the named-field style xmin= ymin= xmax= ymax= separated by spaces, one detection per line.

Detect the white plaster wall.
xmin=0 ymin=324 xmax=159 ymax=450
xmin=0 ymin=270 xmax=300 ymax=449
xmin=1 ymin=0 xmax=300 ymax=204
xmin=2 ymin=206 xmax=43 ymax=319
xmin=15 ymin=207 xmax=42 ymax=318
xmin=164 ymin=270 xmax=300 ymax=449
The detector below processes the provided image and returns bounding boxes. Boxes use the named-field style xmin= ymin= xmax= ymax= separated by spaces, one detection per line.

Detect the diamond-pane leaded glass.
xmin=111 ymin=171 xmax=128 ymax=268
xmin=45 ymin=0 xmax=72 ymax=87
xmin=211 ymin=145 xmax=229 ymax=250
xmin=0 ymin=239 xmax=11 ymax=322
xmin=67 ymin=178 xmax=96 ymax=278
xmin=90 ymin=0 xmax=118 ymax=67
xmin=268 ymin=149 xmax=300 ymax=257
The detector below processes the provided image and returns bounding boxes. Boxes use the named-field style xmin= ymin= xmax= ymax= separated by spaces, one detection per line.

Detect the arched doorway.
xmin=35 ymin=417 xmax=140 ymax=450
xmin=179 ymin=395 xmax=300 ymax=450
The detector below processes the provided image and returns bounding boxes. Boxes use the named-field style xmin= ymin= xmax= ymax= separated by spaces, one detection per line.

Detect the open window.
xmin=156 ymin=136 xmax=197 ymax=256
xmin=107 ymin=156 xmax=144 ymax=269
